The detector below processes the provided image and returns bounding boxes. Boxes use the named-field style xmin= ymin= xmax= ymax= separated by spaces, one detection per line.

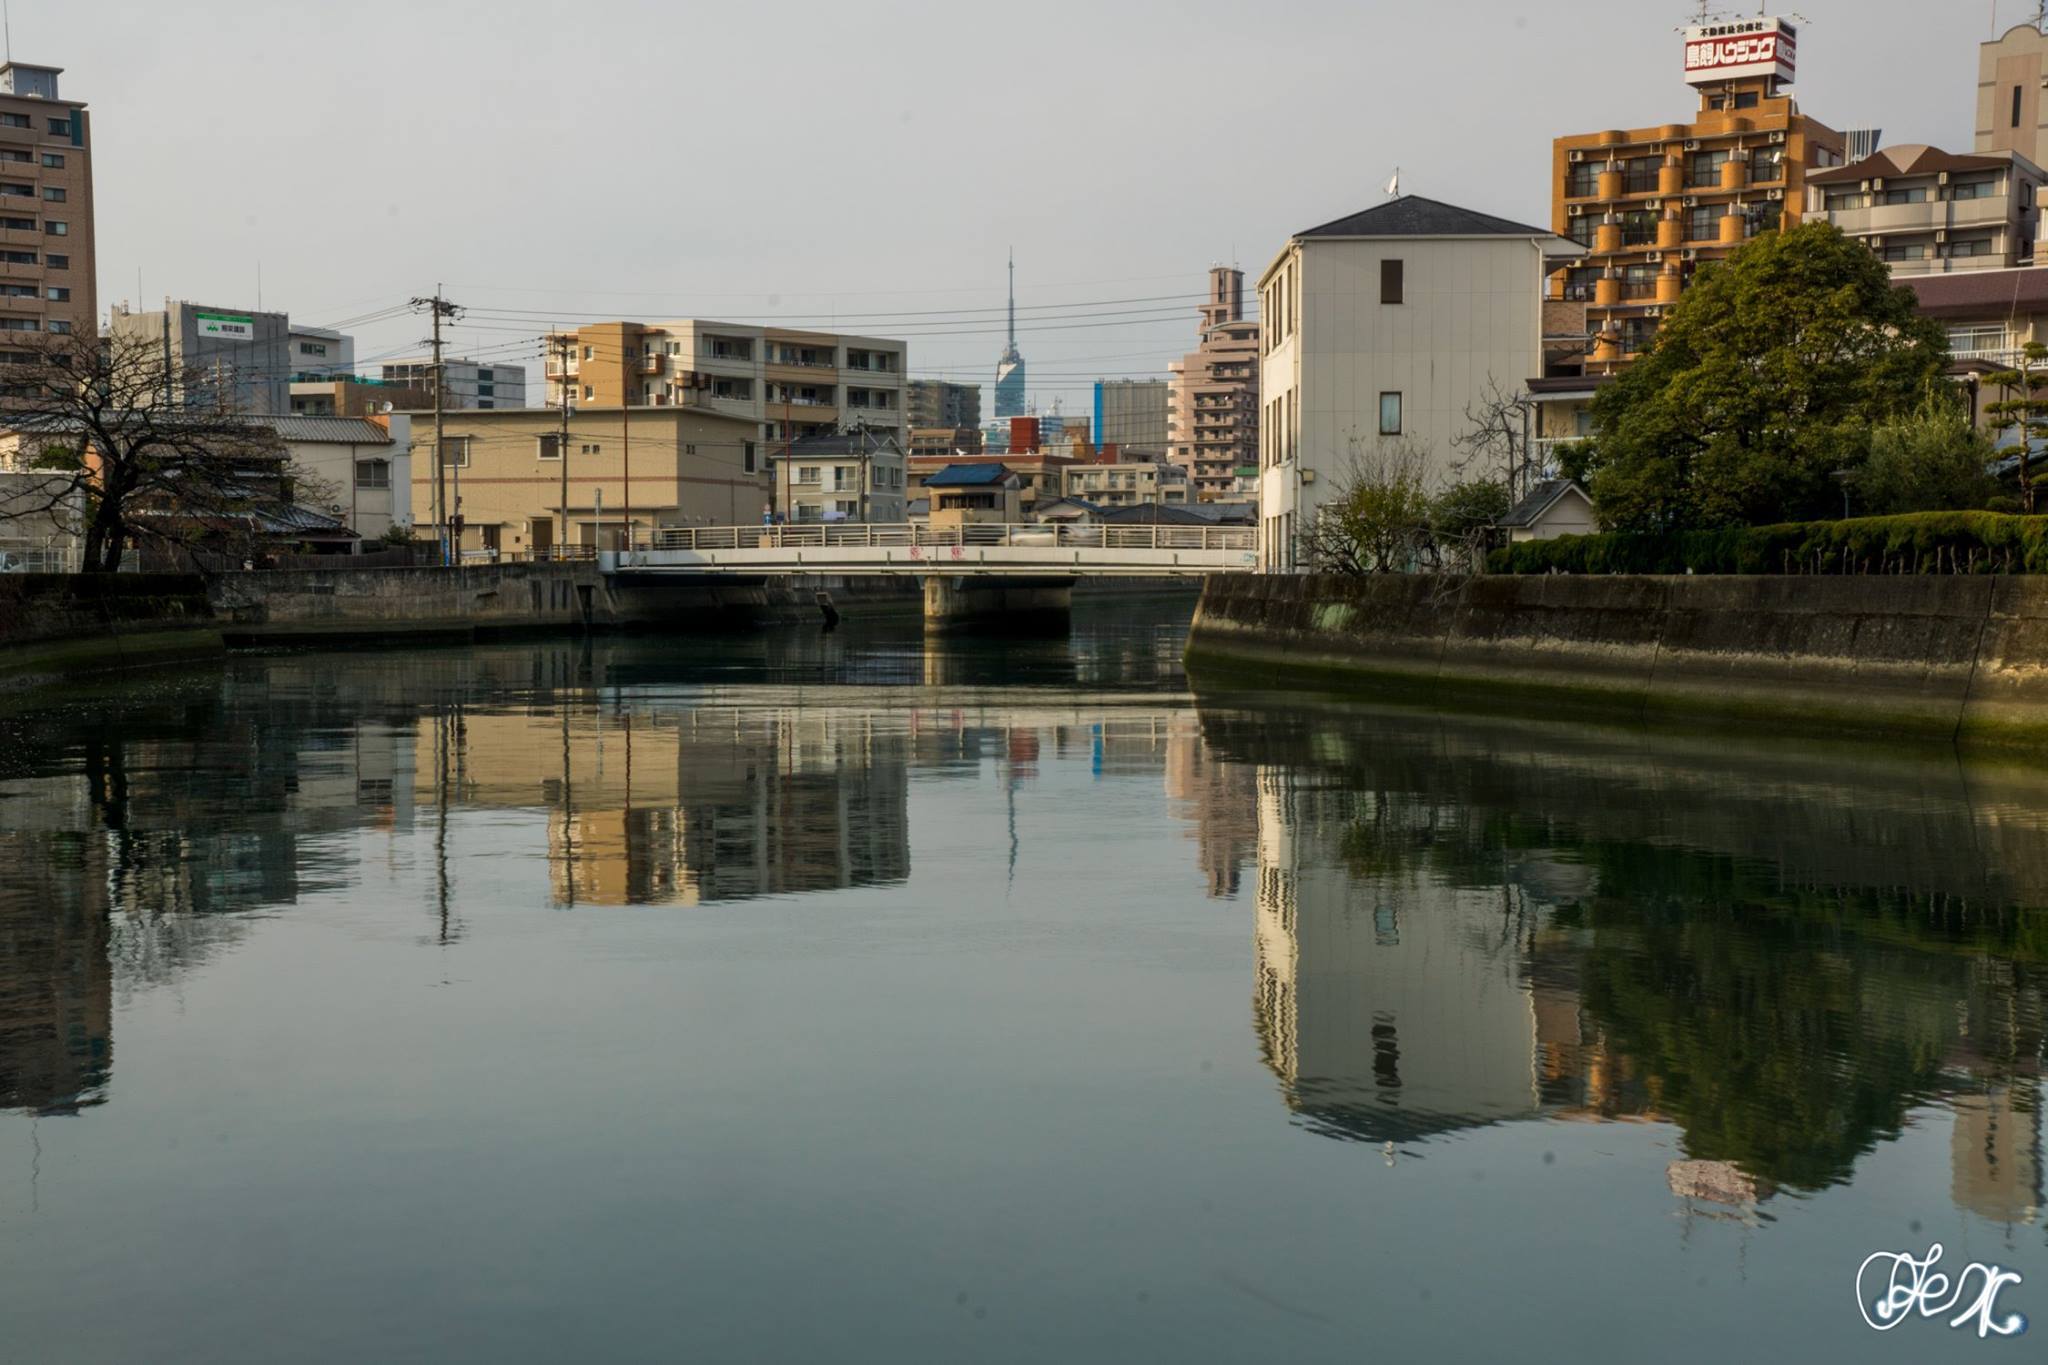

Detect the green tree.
xmin=1984 ymin=342 xmax=2048 ymax=514
xmin=1856 ymin=391 xmax=1998 ymax=516
xmin=1579 ymin=222 xmax=1951 ymax=531
xmin=1298 ymin=436 xmax=1435 ymax=574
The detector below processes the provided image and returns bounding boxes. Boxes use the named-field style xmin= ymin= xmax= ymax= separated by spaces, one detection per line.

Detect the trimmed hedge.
xmin=1488 ymin=512 xmax=2048 ymax=576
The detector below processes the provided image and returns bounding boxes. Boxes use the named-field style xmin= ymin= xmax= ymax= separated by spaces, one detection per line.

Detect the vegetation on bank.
xmin=1490 ymin=511 xmax=2048 ymax=576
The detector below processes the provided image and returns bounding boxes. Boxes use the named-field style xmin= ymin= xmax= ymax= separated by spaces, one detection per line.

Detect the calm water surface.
xmin=1 ymin=600 xmax=2046 ymax=1361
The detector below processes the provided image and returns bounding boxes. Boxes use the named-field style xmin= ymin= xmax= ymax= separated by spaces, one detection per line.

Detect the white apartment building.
xmin=769 ymin=427 xmax=906 ymax=523
xmin=1256 ymin=195 xmax=1584 ymax=571
xmin=379 ymin=357 xmax=526 ymax=409
xmin=543 ymin=320 xmax=906 ymax=451
xmin=1063 ymin=459 xmax=1189 ymax=507
xmin=1808 ymin=144 xmax=2046 ymax=275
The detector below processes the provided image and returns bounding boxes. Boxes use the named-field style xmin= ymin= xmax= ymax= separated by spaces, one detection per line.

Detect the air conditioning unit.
xmin=1646 ymin=198 xmax=1663 ymax=210
xmin=1569 ymin=149 xmax=1587 ymax=163
xmin=1938 ymin=170 xmax=1951 ymax=185
xmin=1568 ymin=204 xmax=1587 ymax=217
xmin=1685 ymin=139 xmax=1702 ymax=151
xmin=1683 ymin=195 xmax=1700 ymax=207
xmin=1767 ymin=188 xmax=1784 ymax=201
xmin=1646 ymin=251 xmax=1665 ymax=263
xmin=1769 ymin=131 xmax=1787 ymax=145
xmin=1681 ymin=248 xmax=1700 ymax=261
xmin=1936 ymin=229 xmax=1948 ymax=242
xmin=1872 ymin=178 xmax=1886 ymax=191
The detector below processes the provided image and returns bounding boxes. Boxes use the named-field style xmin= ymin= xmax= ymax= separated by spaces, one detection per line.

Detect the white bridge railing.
xmin=627 ymin=523 xmax=1256 ymax=553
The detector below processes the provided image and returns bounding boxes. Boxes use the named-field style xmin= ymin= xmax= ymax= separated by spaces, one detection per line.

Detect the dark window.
xmin=2016 ymin=85 xmax=2025 ymax=130
xmin=44 ymin=253 xmax=65 ymax=269
xmin=1378 ymin=392 xmax=1402 ymax=435
xmin=1687 ymin=204 xmax=1717 ymax=241
xmin=1621 ymin=156 xmax=1662 ymax=194
xmin=1565 ymin=162 xmax=1598 ymax=198
xmin=45 ymin=117 xmax=66 ymax=136
xmin=744 ymin=440 xmax=757 ymax=473
xmin=1380 ymin=259 xmax=1403 ymax=305
xmin=1733 ymin=91 xmax=1759 ymax=110
xmin=0 ymin=114 xmax=23 ymax=129
xmin=38 ymin=153 xmax=60 ymax=168
xmin=537 ymin=434 xmax=561 ymax=461
xmin=1566 ymin=216 xmax=1597 ymax=248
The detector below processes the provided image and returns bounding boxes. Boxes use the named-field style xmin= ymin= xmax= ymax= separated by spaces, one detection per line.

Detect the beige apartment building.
xmin=0 ymin=62 xmax=92 ymax=373
xmin=1063 ymin=459 xmax=1189 ymax=507
xmin=544 ymin=320 xmax=907 ymax=454
xmin=1808 ymin=145 xmax=2045 ymax=274
xmin=405 ymin=405 xmax=764 ymax=557
xmin=1552 ymin=16 xmax=1842 ymax=374
xmin=1980 ymin=21 xmax=2048 ymax=167
xmin=1167 ymin=267 xmax=1260 ymax=501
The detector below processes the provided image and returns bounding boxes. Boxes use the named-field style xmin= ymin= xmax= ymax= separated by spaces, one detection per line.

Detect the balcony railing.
xmin=624 ymin=522 xmax=1255 ymax=553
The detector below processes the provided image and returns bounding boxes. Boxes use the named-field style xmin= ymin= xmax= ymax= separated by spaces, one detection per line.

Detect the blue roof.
xmin=924 ymin=462 xmax=1014 ymax=488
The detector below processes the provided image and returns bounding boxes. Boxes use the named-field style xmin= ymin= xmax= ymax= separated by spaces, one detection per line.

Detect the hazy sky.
xmin=33 ymin=0 xmax=1989 ymax=417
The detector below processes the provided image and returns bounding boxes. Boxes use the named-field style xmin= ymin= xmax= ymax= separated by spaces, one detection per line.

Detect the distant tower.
xmin=994 ymin=251 xmax=1026 ymax=419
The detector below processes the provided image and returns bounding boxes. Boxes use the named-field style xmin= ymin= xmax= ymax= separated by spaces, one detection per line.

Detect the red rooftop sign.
xmin=1683 ymin=16 xmax=1796 ymax=87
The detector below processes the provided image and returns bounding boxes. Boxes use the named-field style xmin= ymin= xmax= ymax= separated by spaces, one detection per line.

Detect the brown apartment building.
xmin=0 ymin=63 xmax=93 ymax=368
xmin=1167 ymin=267 xmax=1259 ymax=501
xmin=1551 ymin=17 xmax=1842 ymax=377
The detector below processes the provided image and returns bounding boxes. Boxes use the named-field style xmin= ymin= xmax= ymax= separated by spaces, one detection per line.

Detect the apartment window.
xmin=581 ymin=385 xmax=593 ymax=400
xmin=39 ymin=319 xmax=63 ymax=335
xmin=537 ymin=434 xmax=561 ymax=461
xmin=44 ymin=254 xmax=65 ymax=269
xmin=2015 ymin=85 xmax=2025 ymax=130
xmin=0 ymin=318 xmax=36 ymax=331
xmin=40 ymin=187 xmax=62 ymax=202
xmin=797 ymin=465 xmax=821 ymax=484
xmin=0 ymin=150 xmax=23 ymax=164
xmin=1754 ymin=202 xmax=1783 ymax=234
xmin=1878 ymin=186 xmax=1928 ymax=206
xmin=1949 ymin=237 xmax=1996 ymax=259
xmin=1622 ymin=264 xmax=1658 ymax=300
xmin=44 ymin=286 xmax=66 ymax=301
xmin=1748 ymin=148 xmax=1782 ymax=184
xmin=1565 ymin=162 xmax=1599 ymax=198
xmin=1560 ymin=266 xmax=1600 ymax=301
xmin=1381 ymin=258 xmax=1403 ymax=305
xmin=1687 ymin=204 xmax=1717 ymax=241
xmin=1687 ymin=149 xmax=1729 ymax=188
xmin=1824 ymin=189 xmax=1870 ymax=211
xmin=1621 ymin=156 xmax=1662 ymax=194
xmin=0 ymin=250 xmax=30 ymax=264
xmin=355 ymin=459 xmax=391 ymax=490
xmin=1732 ymin=91 xmax=1759 ymax=110
xmin=42 ymin=221 xmax=63 ymax=235
xmin=1620 ymin=210 xmax=1658 ymax=246
xmin=443 ymin=437 xmax=471 ymax=468
xmin=1566 ymin=216 xmax=1597 ymax=248
xmin=477 ymin=369 xmax=494 ymax=381
xmin=582 ymin=345 xmax=593 ymax=360
xmin=299 ymin=341 xmax=327 ymax=356
xmin=0 ymin=182 xmax=30 ymax=197
xmin=744 ymin=440 xmax=756 ymax=473
xmin=1879 ymin=242 xmax=1929 ymax=262
xmin=45 ymin=117 xmax=66 ymax=136
xmin=1950 ymin=324 xmax=2009 ymax=355
xmin=1950 ymin=175 xmax=1998 ymax=202
xmin=0 ymin=114 xmax=25 ymax=129
xmin=579 ymin=442 xmax=601 ymax=455
xmin=38 ymin=153 xmax=60 ymax=168
xmin=1378 ymin=392 xmax=1402 ymax=436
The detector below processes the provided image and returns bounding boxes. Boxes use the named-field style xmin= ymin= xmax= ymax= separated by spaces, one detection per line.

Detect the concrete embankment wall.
xmin=1188 ymin=573 xmax=2048 ymax=745
xmin=0 ymin=573 xmax=222 ymax=685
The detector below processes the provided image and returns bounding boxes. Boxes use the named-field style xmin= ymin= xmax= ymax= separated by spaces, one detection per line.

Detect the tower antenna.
xmin=6 ymin=1 xmax=14 ymax=64
xmin=1007 ymin=249 xmax=1015 ymax=348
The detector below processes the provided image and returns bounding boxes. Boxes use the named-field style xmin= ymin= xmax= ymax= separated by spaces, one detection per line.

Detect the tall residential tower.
xmin=0 ymin=63 xmax=93 ymax=366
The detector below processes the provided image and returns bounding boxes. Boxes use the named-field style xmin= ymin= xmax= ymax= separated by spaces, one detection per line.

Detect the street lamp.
xmin=1830 ymin=467 xmax=1854 ymax=521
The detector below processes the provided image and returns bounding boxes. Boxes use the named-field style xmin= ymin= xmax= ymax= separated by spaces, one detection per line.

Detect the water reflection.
xmin=1207 ymin=700 xmax=2048 ymax=1220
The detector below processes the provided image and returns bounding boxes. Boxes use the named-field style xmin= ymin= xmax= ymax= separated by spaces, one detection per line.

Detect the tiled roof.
xmin=1808 ymin=144 xmax=2017 ymax=186
xmin=1903 ymin=268 xmax=2048 ymax=321
xmin=775 ymin=427 xmax=902 ymax=459
xmin=248 ymin=415 xmax=394 ymax=445
xmin=924 ymin=462 xmax=1016 ymax=487
xmin=1499 ymin=479 xmax=1590 ymax=529
xmin=1297 ymin=194 xmax=1558 ymax=240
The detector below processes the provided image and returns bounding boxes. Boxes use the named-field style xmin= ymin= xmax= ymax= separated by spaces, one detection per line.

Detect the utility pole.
xmin=412 ymin=289 xmax=463 ymax=566
xmin=553 ymin=332 xmax=575 ymax=556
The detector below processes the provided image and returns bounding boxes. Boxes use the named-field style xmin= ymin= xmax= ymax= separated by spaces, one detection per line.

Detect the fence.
xmin=627 ymin=523 xmax=1255 ymax=554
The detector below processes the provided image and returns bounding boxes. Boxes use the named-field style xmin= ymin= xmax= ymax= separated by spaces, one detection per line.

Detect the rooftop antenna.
xmin=1006 ymin=249 xmax=1015 ymax=348
xmin=5 ymin=1 xmax=12 ymax=64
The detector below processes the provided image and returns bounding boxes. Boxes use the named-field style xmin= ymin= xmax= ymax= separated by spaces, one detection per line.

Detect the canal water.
xmin=1 ymin=599 xmax=2044 ymax=1361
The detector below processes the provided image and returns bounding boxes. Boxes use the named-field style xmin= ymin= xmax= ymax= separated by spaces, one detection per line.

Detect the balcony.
xmin=640 ymin=354 xmax=665 ymax=375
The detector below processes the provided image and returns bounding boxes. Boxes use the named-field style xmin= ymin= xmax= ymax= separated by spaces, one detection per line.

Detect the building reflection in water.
xmin=1216 ymin=701 xmax=2048 ymax=1223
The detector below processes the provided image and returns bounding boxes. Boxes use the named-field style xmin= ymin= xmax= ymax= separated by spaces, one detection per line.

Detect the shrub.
xmin=1489 ymin=512 xmax=2048 ymax=576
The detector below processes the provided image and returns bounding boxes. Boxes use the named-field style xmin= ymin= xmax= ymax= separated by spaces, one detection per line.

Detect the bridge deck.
xmin=602 ymin=523 xmax=1257 ymax=577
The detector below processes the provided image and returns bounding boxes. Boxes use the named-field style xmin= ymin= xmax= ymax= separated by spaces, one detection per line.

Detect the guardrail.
xmin=626 ymin=523 xmax=1256 ymax=553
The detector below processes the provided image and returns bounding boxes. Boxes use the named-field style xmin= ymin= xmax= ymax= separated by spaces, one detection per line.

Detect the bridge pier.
xmin=922 ymin=575 xmax=1073 ymax=633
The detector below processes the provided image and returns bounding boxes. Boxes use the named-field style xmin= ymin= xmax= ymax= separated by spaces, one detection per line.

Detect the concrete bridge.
xmin=601 ymin=523 xmax=1258 ymax=628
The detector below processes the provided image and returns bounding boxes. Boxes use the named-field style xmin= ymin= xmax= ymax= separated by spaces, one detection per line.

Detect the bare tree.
xmin=0 ymin=331 xmax=301 ymax=572
xmin=1449 ymin=376 xmax=1536 ymax=504
xmin=1298 ymin=435 xmax=1436 ymax=575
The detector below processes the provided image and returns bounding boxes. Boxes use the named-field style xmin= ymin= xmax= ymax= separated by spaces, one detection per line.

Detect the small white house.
xmin=255 ymin=414 xmax=413 ymax=540
xmin=1500 ymin=479 xmax=1597 ymax=544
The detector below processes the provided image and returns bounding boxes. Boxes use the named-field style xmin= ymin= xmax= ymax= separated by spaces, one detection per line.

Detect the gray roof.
xmin=773 ymin=427 xmax=902 ymax=460
xmin=1499 ymin=479 xmax=1590 ymax=529
xmin=249 ymin=415 xmax=394 ymax=445
xmin=1297 ymin=194 xmax=1557 ymax=241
